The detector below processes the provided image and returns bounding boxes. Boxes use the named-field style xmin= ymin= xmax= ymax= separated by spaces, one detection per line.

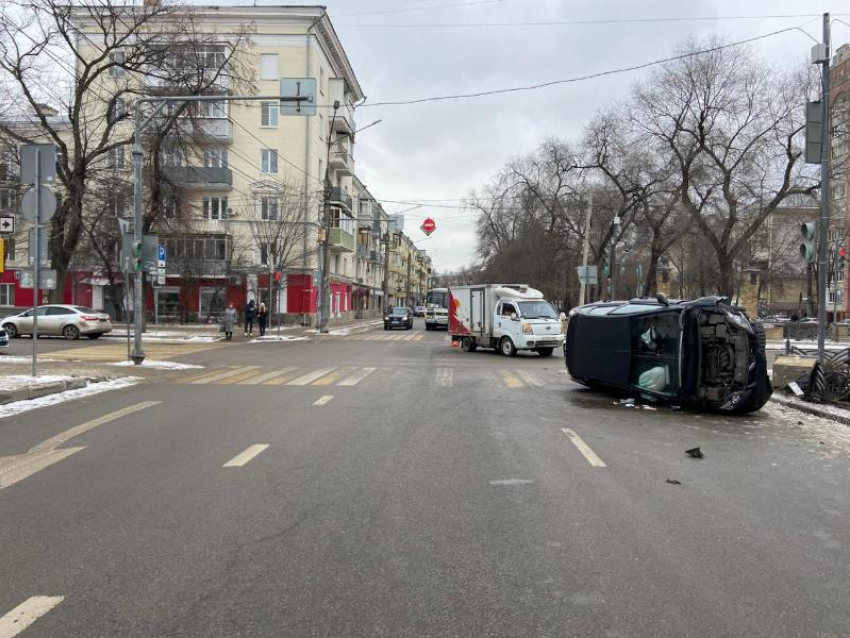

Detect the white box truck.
xmin=448 ymin=284 xmax=565 ymax=356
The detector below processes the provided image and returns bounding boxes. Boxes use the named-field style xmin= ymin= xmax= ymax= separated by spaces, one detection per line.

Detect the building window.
xmin=109 ymin=51 xmax=125 ymax=77
xmin=160 ymin=148 xmax=182 ymax=167
xmin=108 ymin=97 xmax=126 ymax=124
xmin=197 ymin=46 xmax=225 ymax=70
xmin=0 ymin=283 xmax=13 ymax=306
xmin=260 ymin=241 xmax=277 ymax=266
xmin=0 ymin=188 xmax=16 ymax=214
xmin=200 ymin=100 xmax=227 ymax=118
xmin=108 ymin=146 xmax=125 ymax=169
xmin=261 ymin=149 xmax=278 ymax=174
xmin=260 ymin=197 xmax=278 ymax=221
xmin=111 ymin=195 xmax=126 ymax=218
xmin=203 ymin=147 xmax=228 ymax=168
xmin=162 ymin=195 xmax=179 ymax=219
xmin=3 ymin=237 xmax=14 ymax=263
xmin=260 ymin=102 xmax=278 ymax=128
xmin=202 ymin=197 xmax=227 ymax=220
xmin=0 ymin=148 xmax=16 ymax=181
xmin=260 ymin=53 xmax=279 ymax=80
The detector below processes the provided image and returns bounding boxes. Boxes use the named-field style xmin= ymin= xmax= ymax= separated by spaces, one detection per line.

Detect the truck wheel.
xmin=462 ymin=337 xmax=477 ymax=352
xmin=499 ymin=337 xmax=517 ymax=357
xmin=537 ymin=348 xmax=554 ymax=357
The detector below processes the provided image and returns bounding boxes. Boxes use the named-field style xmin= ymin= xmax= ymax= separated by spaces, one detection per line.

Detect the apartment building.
xmin=0 ymin=4 xmax=431 ymax=323
xmin=832 ymin=43 xmax=850 ymax=319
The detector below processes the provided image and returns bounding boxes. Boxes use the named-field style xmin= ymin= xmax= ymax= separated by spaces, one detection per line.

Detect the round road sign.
xmin=421 ymin=217 xmax=436 ymax=236
xmin=20 ymin=186 xmax=57 ymax=224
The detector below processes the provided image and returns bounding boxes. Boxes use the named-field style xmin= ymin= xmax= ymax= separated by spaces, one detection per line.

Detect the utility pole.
xmin=406 ymin=248 xmax=412 ymax=307
xmin=579 ymin=195 xmax=593 ymax=305
xmin=382 ymin=228 xmax=391 ymax=311
xmin=609 ymin=214 xmax=621 ymax=301
xmin=318 ymin=101 xmax=340 ymax=333
xmin=816 ymin=13 xmax=831 ymax=362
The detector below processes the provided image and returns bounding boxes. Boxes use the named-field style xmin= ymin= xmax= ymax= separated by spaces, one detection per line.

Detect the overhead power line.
xmin=358 ymin=26 xmax=811 ymax=107
xmin=334 ymin=0 xmax=503 ymax=18
xmin=338 ymin=12 xmax=849 ymax=28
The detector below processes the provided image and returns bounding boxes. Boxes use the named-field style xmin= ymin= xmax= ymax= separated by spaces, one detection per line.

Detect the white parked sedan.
xmin=2 ymin=305 xmax=113 ymax=340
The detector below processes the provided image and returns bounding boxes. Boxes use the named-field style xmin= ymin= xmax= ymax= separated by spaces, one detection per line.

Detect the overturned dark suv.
xmin=565 ymin=296 xmax=772 ymax=414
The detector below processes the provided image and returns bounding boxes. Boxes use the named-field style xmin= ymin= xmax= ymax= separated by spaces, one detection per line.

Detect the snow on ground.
xmin=249 ymin=336 xmax=310 ymax=343
xmin=767 ymin=341 xmax=850 ymax=351
xmin=0 ymin=377 xmax=140 ymax=419
xmin=103 ymin=333 xmax=221 ymax=343
xmin=0 ymin=375 xmax=74 ymax=392
xmin=762 ymin=400 xmax=850 ymax=459
xmin=0 ymin=356 xmax=37 ymax=363
xmin=109 ymin=360 xmax=204 ymax=370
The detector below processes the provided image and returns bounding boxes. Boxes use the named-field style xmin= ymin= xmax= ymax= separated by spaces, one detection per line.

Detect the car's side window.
xmin=47 ymin=307 xmax=68 ymax=316
xmin=502 ymin=303 xmax=515 ymax=317
xmin=36 ymin=307 xmax=50 ymax=316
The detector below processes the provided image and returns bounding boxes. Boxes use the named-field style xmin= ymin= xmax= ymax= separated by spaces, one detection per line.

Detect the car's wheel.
xmin=461 ymin=337 xmax=477 ymax=352
xmin=62 ymin=325 xmax=81 ymax=340
xmin=87 ymin=333 xmax=102 ymax=340
xmin=3 ymin=323 xmax=17 ymax=339
xmin=500 ymin=337 xmax=517 ymax=357
xmin=538 ymin=347 xmax=554 ymax=357
xmin=384 ymin=325 xmax=389 ymax=330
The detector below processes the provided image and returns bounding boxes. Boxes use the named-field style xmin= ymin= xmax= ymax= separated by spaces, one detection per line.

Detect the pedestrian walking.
xmin=244 ymin=299 xmax=256 ymax=336
xmin=222 ymin=302 xmax=237 ymax=341
xmin=257 ymin=302 xmax=268 ymax=337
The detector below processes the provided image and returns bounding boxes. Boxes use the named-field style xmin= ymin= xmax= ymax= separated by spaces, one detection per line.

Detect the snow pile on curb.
xmin=0 ymin=375 xmax=73 ymax=392
xmin=0 ymin=356 xmax=38 ymax=363
xmin=109 ymin=360 xmax=204 ymax=370
xmin=0 ymin=377 xmax=140 ymax=419
xmin=249 ymin=336 xmax=310 ymax=343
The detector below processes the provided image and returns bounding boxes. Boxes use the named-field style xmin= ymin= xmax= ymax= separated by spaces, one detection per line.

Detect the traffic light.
xmin=132 ymin=240 xmax=143 ymax=272
xmin=800 ymin=222 xmax=818 ymax=264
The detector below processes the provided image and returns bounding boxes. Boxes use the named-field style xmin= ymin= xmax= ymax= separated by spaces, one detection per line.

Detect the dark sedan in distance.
xmin=384 ymin=307 xmax=414 ymax=330
xmin=565 ymin=295 xmax=771 ymax=414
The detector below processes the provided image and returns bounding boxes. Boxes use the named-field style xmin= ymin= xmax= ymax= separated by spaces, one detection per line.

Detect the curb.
xmin=0 ymin=376 xmax=105 ymax=406
xmin=769 ymin=394 xmax=850 ymax=426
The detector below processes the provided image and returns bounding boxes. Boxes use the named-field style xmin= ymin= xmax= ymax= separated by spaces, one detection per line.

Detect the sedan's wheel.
xmin=461 ymin=337 xmax=477 ymax=352
xmin=3 ymin=323 xmax=17 ymax=339
xmin=500 ymin=337 xmax=517 ymax=357
xmin=537 ymin=347 xmax=554 ymax=357
xmin=87 ymin=333 xmax=102 ymax=340
xmin=63 ymin=325 xmax=81 ymax=340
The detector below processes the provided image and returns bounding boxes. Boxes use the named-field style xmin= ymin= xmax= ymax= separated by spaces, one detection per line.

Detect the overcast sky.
xmin=290 ymin=1 xmax=844 ymax=271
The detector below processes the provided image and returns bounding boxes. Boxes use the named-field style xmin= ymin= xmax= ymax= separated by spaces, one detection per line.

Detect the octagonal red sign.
xmin=421 ymin=217 xmax=436 ymax=236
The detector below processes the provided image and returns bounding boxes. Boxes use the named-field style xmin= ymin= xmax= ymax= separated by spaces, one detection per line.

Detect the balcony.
xmin=356 ymin=244 xmax=370 ymax=259
xmin=329 ymin=187 xmax=353 ymax=213
xmin=370 ymin=250 xmax=382 ymax=264
xmin=328 ymin=144 xmax=354 ymax=176
xmin=169 ymin=167 xmax=233 ymax=189
xmin=144 ymin=68 xmax=231 ymax=91
xmin=148 ymin=118 xmax=233 ymax=143
xmin=329 ymin=228 xmax=355 ymax=253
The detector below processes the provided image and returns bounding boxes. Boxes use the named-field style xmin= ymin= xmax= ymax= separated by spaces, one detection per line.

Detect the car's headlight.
xmin=384 ymin=316 xmax=389 ymax=320
xmin=522 ymin=323 xmax=533 ymax=335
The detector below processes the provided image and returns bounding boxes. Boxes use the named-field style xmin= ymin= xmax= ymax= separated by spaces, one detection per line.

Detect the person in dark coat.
xmin=244 ymin=299 xmax=256 ymax=336
xmin=257 ymin=302 xmax=269 ymax=337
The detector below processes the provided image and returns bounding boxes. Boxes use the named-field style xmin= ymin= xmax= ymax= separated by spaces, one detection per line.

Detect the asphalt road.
xmin=1 ymin=319 xmax=849 ymax=638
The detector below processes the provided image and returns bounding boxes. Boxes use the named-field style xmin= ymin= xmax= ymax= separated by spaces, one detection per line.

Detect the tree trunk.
xmin=717 ymin=253 xmax=735 ymax=298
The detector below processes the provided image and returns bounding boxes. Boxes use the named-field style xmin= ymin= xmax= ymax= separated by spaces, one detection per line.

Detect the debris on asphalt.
xmin=665 ymin=478 xmax=682 ymax=485
xmin=685 ymin=447 xmax=704 ymax=459
xmin=619 ymin=398 xmax=636 ymax=408
xmin=670 ymin=405 xmax=682 ymax=412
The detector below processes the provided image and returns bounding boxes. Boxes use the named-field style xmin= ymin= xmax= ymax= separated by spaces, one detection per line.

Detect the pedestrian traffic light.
xmin=800 ymin=222 xmax=818 ymax=264
xmin=132 ymin=240 xmax=143 ymax=272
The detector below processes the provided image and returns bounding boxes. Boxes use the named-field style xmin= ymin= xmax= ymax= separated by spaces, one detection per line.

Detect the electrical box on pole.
xmin=805 ymin=101 xmax=823 ymax=165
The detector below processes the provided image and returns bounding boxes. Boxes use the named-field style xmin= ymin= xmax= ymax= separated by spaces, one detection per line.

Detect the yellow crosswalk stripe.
xmin=178 ymin=366 xmax=239 ymax=385
xmin=499 ymin=370 xmax=524 ymax=388
xmin=214 ymin=368 xmax=273 ymax=385
xmin=337 ymin=367 xmax=377 ymax=386
xmin=238 ymin=367 xmax=299 ymax=385
xmin=286 ymin=367 xmax=338 ymax=386
xmin=188 ymin=366 xmax=262 ymax=385
xmin=312 ymin=367 xmax=357 ymax=386
xmin=516 ymin=370 xmax=542 ymax=387
xmin=413 ymin=334 xmax=424 ymax=341
xmin=261 ymin=368 xmax=305 ymax=386
xmin=46 ymin=342 xmax=221 ymax=362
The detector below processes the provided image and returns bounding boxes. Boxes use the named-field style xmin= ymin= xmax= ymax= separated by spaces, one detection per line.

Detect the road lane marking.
xmin=286 ymin=367 xmax=338 ymax=386
xmin=312 ymin=367 xmax=357 ymax=386
xmin=337 ymin=367 xmax=377 ymax=386
xmin=489 ymin=479 xmax=534 ymax=486
xmin=214 ymin=368 xmax=273 ymax=385
xmin=499 ymin=370 xmax=524 ymax=388
xmin=313 ymin=395 xmax=334 ymax=406
xmin=178 ymin=367 xmax=238 ymax=384
xmin=223 ymin=444 xmax=269 ymax=468
xmin=261 ymin=368 xmax=305 ymax=386
xmin=434 ymin=368 xmax=453 ymax=387
xmin=516 ymin=370 xmax=542 ymax=387
xmin=0 ymin=596 xmax=64 ymax=638
xmin=413 ymin=334 xmax=424 ymax=341
xmin=1 ymin=401 xmax=161 ymax=489
xmin=237 ymin=367 xmax=298 ymax=385
xmin=561 ymin=428 xmax=607 ymax=468
xmin=186 ymin=366 xmax=261 ymax=385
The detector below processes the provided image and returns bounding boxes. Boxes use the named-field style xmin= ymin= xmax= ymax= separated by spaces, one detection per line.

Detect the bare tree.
xmin=0 ymin=0 xmax=253 ymax=301
xmin=631 ymin=38 xmax=819 ymax=296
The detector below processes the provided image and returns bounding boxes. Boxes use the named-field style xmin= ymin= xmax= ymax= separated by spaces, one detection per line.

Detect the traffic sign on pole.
xmin=0 ymin=216 xmax=14 ymax=234
xmin=421 ymin=217 xmax=436 ymax=236
xmin=20 ymin=144 xmax=56 ymax=184
xmin=20 ymin=186 xmax=57 ymax=224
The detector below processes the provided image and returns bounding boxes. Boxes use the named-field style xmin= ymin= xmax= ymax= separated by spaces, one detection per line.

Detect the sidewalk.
xmin=770 ymin=392 xmax=850 ymax=426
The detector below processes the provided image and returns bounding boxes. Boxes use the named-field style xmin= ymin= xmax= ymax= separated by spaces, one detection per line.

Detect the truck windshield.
xmin=517 ymin=301 xmax=557 ymax=319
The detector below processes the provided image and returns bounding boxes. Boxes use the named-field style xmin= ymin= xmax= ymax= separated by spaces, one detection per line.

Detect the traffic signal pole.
xmin=817 ymin=13 xmax=831 ymax=363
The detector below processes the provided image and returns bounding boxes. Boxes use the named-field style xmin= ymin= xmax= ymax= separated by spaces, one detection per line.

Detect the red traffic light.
xmin=840 ymin=246 xmax=847 ymax=258
xmin=274 ymin=271 xmax=282 ymax=281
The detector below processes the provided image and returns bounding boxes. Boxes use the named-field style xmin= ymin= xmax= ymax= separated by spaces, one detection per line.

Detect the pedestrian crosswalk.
xmin=177 ymin=364 xmax=555 ymax=390
xmin=339 ymin=331 xmax=426 ymax=341
xmin=44 ymin=341 xmax=224 ymax=362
